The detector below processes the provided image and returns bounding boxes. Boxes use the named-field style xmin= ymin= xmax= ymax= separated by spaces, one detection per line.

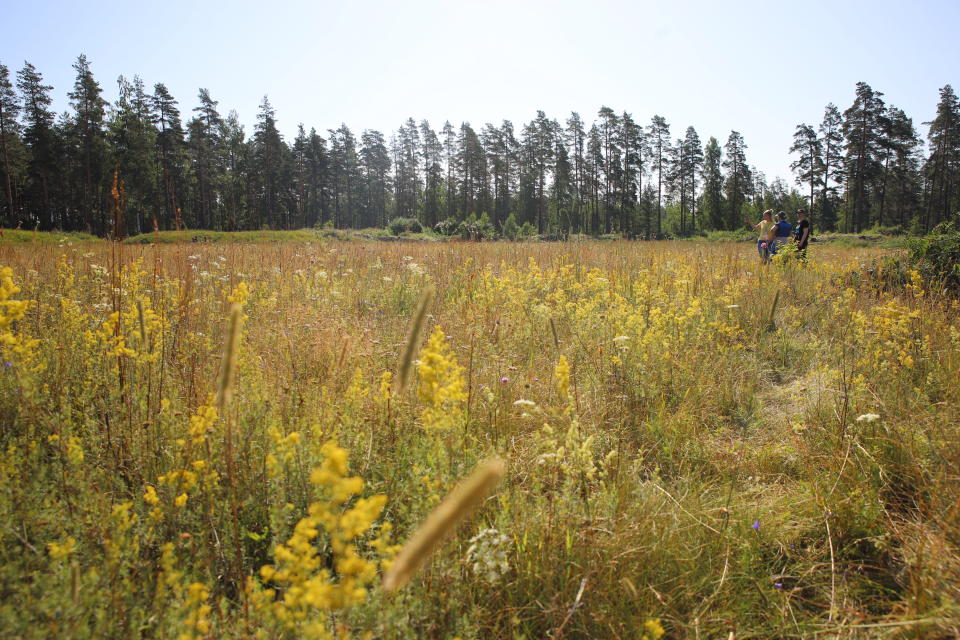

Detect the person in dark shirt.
xmin=793 ymin=209 xmax=811 ymax=258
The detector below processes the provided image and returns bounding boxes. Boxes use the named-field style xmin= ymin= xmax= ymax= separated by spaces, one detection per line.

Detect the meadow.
xmin=0 ymin=237 xmax=958 ymax=639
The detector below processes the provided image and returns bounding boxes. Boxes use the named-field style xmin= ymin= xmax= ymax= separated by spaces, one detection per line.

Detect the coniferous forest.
xmin=1 ymin=55 xmax=958 ymax=237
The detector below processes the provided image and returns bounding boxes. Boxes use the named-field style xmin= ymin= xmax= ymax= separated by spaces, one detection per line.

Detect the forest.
xmin=1 ymin=55 xmax=958 ymax=238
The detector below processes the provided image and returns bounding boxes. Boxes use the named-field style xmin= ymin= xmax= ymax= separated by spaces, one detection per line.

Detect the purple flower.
xmin=751 ymin=520 xmax=760 ymax=530
xmin=760 ymin=242 xmax=768 ymax=248
xmin=2 ymin=362 xmax=12 ymax=367
xmin=774 ymin=582 xmax=783 ymax=589
xmin=500 ymin=376 xmax=510 ymax=383
xmin=533 ymin=377 xmax=539 ymax=382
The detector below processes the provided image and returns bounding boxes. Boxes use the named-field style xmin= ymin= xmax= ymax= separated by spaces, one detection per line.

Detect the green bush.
xmin=869 ymin=224 xmax=907 ymax=236
xmin=432 ymin=218 xmax=459 ymax=236
xmin=456 ymin=213 xmax=495 ymax=240
xmin=908 ymin=224 xmax=960 ymax=292
xmin=387 ymin=217 xmax=423 ymax=235
xmin=501 ymin=213 xmax=520 ymax=240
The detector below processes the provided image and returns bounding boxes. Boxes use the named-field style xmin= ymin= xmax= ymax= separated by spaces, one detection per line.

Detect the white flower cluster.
xmin=465 ymin=528 xmax=511 ymax=584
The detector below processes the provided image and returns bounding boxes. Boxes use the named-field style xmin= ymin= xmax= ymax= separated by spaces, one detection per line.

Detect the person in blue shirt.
xmin=769 ymin=211 xmax=793 ymax=256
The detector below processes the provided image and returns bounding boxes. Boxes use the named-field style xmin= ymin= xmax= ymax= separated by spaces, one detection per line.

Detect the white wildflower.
xmin=465 ymin=529 xmax=511 ymax=584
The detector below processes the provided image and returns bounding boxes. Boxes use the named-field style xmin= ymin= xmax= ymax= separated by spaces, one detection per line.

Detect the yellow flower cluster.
xmin=642 ymin=618 xmax=666 ymax=639
xmin=538 ymin=356 xmax=597 ymax=491
xmin=0 ymin=266 xmax=29 ymax=340
xmin=266 ymin=426 xmax=302 ymax=478
xmin=255 ymin=443 xmax=391 ymax=639
xmin=0 ymin=266 xmax=40 ymax=374
xmin=555 ymin=354 xmax=571 ymax=405
xmin=154 ymin=400 xmax=221 ymax=513
xmin=863 ymin=300 xmax=925 ymax=371
xmin=103 ymin=502 xmax=139 ymax=568
xmin=154 ymin=542 xmax=213 ymax=640
xmin=417 ymin=326 xmax=467 ymax=433
xmin=47 ymin=536 xmax=78 ymax=561
xmin=179 ymin=582 xmax=212 ymax=640
xmin=46 ymin=434 xmax=84 ymax=467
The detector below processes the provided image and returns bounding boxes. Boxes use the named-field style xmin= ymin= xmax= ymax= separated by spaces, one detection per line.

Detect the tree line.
xmin=791 ymin=82 xmax=959 ymax=234
xmin=0 ymin=55 xmax=957 ymax=237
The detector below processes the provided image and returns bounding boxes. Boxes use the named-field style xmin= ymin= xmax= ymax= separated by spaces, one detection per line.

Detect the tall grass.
xmin=0 ymin=239 xmax=957 ymax=638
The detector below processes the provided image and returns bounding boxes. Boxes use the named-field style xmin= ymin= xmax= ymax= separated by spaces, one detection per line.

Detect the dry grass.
xmin=0 ymin=238 xmax=957 ymax=638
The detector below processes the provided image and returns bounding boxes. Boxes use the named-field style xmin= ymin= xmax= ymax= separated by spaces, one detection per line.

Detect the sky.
xmin=2 ymin=0 xmax=957 ymax=184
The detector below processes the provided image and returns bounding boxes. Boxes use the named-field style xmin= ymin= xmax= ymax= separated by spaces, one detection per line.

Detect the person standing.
xmin=793 ymin=209 xmax=811 ymax=258
xmin=770 ymin=212 xmax=793 ymax=256
xmin=747 ymin=210 xmax=775 ymax=264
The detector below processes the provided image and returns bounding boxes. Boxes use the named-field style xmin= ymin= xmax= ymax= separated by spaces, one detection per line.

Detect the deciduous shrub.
xmin=387 ymin=217 xmax=423 ymax=235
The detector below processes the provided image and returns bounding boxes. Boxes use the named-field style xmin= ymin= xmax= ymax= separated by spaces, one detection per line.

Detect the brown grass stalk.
xmin=393 ymin=285 xmax=434 ymax=395
xmin=216 ymin=302 xmax=243 ymax=414
xmin=383 ymin=457 xmax=506 ymax=592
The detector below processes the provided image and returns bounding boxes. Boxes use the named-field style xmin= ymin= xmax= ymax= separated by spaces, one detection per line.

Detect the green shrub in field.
xmin=456 ymin=213 xmax=495 ymax=240
xmin=432 ymin=218 xmax=459 ymax=236
xmin=907 ymin=217 xmax=960 ymax=292
xmin=501 ymin=213 xmax=520 ymax=240
xmin=387 ymin=217 xmax=423 ymax=235
xmin=0 ymin=229 xmax=100 ymax=244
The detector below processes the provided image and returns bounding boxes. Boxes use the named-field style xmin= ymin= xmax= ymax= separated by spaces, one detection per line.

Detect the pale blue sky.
xmin=2 ymin=0 xmax=957 ymax=183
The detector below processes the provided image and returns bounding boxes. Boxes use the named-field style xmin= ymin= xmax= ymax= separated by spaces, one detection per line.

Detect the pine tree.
xmin=17 ymin=62 xmax=57 ymax=228
xmin=682 ymin=127 xmax=703 ymax=232
xmin=648 ymin=115 xmax=671 ymax=237
xmin=789 ymin=123 xmax=823 ymax=218
xmin=481 ymin=121 xmax=515 ymax=230
xmin=305 ymin=128 xmax=329 ymax=228
xmin=457 ymin=122 xmax=488 ymax=222
xmin=292 ymin=125 xmax=310 ymax=228
xmin=565 ymin=113 xmax=587 ymax=234
xmin=875 ymin=106 xmax=920 ymax=228
xmin=722 ymin=131 xmax=751 ymax=229
xmin=0 ymin=62 xmax=24 ymax=225
xmin=419 ymin=121 xmax=442 ymax=228
xmin=291 ymin=126 xmax=328 ymax=229
xmin=187 ymin=88 xmax=224 ymax=229
xmin=552 ymin=120 xmax=573 ymax=236
xmin=818 ymin=104 xmax=844 ymax=231
xmin=110 ymin=75 xmax=157 ymax=234
xmin=586 ymin=124 xmax=603 ymax=235
xmin=441 ymin=121 xmax=457 ymax=221
xmin=841 ymin=82 xmax=885 ymax=232
xmin=359 ymin=129 xmax=391 ymax=228
xmin=151 ymin=83 xmax=187 ymax=229
xmin=598 ymin=107 xmax=620 ymax=234
xmin=619 ymin=112 xmax=644 ymax=237
xmin=923 ymin=85 xmax=960 ymax=230
xmin=393 ymin=118 xmax=420 ymax=220
xmin=252 ymin=96 xmax=290 ymax=229
xmin=526 ymin=112 xmax=554 ymax=233
xmin=66 ymin=55 xmax=109 ymax=233
xmin=222 ymin=110 xmax=248 ymax=230
xmin=328 ymin=124 xmax=359 ymax=228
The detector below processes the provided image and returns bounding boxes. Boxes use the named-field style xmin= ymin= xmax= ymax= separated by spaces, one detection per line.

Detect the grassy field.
xmin=0 ymin=238 xmax=957 ymax=638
